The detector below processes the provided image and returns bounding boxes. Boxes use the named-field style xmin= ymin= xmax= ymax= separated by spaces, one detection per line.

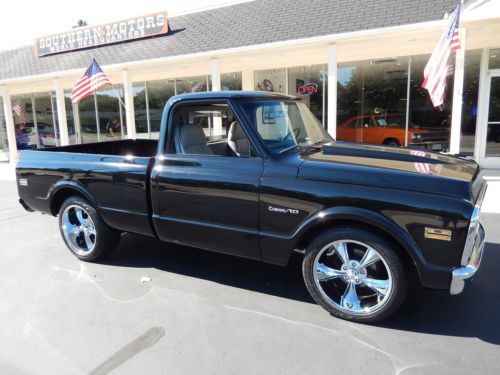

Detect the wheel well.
xmin=295 ymin=219 xmax=416 ymax=275
xmin=383 ymin=138 xmax=400 ymax=146
xmin=51 ymin=188 xmax=86 ymax=216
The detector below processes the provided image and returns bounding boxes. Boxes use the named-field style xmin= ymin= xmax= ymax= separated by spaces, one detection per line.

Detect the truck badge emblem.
xmin=268 ymin=205 xmax=299 ymax=215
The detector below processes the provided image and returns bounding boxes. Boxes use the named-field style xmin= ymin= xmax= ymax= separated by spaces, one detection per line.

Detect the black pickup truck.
xmin=16 ymin=91 xmax=487 ymax=322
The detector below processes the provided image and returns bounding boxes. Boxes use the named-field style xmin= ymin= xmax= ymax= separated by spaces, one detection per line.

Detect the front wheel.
xmin=302 ymin=227 xmax=408 ymax=323
xmin=58 ymin=196 xmax=121 ymax=261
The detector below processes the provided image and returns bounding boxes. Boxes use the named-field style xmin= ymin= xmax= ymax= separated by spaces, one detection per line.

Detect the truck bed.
xmin=16 ymin=139 xmax=158 ymax=237
xmin=37 ymin=139 xmax=158 ymax=157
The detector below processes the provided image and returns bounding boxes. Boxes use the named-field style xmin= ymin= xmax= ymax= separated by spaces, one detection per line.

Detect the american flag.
xmin=410 ymin=150 xmax=431 ymax=174
xmin=421 ymin=3 xmax=461 ymax=108
xmin=12 ymin=104 xmax=22 ymax=117
xmin=71 ymin=58 xmax=112 ymax=104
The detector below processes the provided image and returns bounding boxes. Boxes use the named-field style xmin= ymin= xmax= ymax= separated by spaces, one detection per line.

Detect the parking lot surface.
xmin=0 ymin=180 xmax=499 ymax=374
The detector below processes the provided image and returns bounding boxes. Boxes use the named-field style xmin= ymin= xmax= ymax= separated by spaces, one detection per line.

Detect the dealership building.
xmin=0 ymin=0 xmax=499 ymax=178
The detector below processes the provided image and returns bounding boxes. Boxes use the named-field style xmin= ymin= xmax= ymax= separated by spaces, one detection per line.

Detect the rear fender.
xmin=48 ymin=180 xmax=99 ymax=216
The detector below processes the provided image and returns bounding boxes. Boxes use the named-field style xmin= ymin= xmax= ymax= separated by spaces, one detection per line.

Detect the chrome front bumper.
xmin=450 ymin=180 xmax=487 ymax=295
xmin=450 ymin=223 xmax=485 ymax=295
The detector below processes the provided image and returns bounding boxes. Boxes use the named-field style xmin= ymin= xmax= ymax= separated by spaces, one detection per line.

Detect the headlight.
xmin=411 ymin=133 xmax=422 ymax=141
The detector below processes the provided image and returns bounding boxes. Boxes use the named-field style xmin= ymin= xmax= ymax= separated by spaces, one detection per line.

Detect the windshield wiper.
xmin=278 ymin=144 xmax=301 ymax=154
xmin=313 ymin=138 xmax=331 ymax=145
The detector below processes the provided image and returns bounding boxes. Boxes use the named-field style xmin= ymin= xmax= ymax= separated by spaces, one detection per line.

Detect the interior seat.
xmin=177 ymin=123 xmax=213 ymax=155
xmin=227 ymin=121 xmax=250 ymax=157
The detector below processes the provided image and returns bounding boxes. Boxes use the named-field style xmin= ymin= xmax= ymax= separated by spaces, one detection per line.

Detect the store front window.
xmin=287 ymin=65 xmax=326 ymax=126
xmin=489 ymin=48 xmax=500 ymax=69
xmin=0 ymin=97 xmax=8 ymax=160
xmin=75 ymin=85 xmax=126 ymax=143
xmin=11 ymin=92 xmax=59 ymax=150
xmin=176 ymin=75 xmax=211 ymax=94
xmin=337 ymin=57 xmax=413 ymax=147
xmin=221 ymin=72 xmax=242 ymax=91
xmin=336 ymin=52 xmax=480 ymax=153
xmin=64 ymin=91 xmax=78 ymax=144
xmin=255 ymin=68 xmax=287 ymax=93
xmin=77 ymin=94 xmax=97 ymax=144
xmin=255 ymin=66 xmax=326 ymax=127
xmin=460 ymin=50 xmax=481 ymax=155
xmin=133 ymin=75 xmax=212 ymax=139
xmin=96 ymin=86 xmax=127 ymax=141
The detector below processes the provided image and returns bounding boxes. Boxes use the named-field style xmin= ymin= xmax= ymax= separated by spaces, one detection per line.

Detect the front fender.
xmin=261 ymin=206 xmax=453 ymax=289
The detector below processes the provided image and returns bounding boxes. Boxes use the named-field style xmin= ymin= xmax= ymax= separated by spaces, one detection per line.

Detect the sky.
xmin=0 ymin=0 xmax=253 ymax=51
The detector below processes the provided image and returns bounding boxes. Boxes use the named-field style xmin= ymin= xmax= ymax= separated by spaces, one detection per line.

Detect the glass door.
xmin=480 ymin=72 xmax=500 ymax=168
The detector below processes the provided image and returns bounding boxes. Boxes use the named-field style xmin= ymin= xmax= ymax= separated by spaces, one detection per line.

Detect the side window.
xmin=172 ymin=104 xmax=254 ymax=158
xmin=347 ymin=118 xmax=358 ymax=129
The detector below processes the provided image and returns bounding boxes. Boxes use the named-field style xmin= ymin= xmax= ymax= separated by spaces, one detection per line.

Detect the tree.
xmin=73 ymin=20 xmax=88 ymax=28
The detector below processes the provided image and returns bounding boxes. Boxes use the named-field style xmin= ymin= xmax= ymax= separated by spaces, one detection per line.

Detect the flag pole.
xmin=449 ymin=0 xmax=465 ymax=154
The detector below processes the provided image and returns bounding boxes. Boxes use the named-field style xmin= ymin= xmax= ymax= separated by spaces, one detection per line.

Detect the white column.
xmin=327 ymin=44 xmax=338 ymax=138
xmin=73 ymin=103 xmax=82 ymax=144
xmin=54 ymin=79 xmax=69 ymax=146
xmin=210 ymin=58 xmax=221 ymax=91
xmin=210 ymin=58 xmax=223 ymax=136
xmin=242 ymin=70 xmax=254 ymax=91
xmin=1 ymin=88 xmax=18 ymax=162
xmin=122 ymin=70 xmax=136 ymax=139
xmin=474 ymin=48 xmax=490 ymax=163
xmin=450 ymin=28 xmax=467 ymax=155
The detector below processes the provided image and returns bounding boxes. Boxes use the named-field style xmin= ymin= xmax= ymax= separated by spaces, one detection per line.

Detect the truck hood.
xmin=298 ymin=141 xmax=480 ymax=200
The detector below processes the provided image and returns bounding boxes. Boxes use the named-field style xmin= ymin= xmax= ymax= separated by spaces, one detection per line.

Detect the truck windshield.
xmin=238 ymin=100 xmax=332 ymax=153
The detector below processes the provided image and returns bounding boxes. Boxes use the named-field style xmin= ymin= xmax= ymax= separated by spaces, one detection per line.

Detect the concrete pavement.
xmin=0 ymin=179 xmax=499 ymax=374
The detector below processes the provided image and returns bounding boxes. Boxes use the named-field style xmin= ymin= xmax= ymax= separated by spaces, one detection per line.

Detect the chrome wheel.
xmin=313 ymin=240 xmax=393 ymax=315
xmin=61 ymin=205 xmax=97 ymax=256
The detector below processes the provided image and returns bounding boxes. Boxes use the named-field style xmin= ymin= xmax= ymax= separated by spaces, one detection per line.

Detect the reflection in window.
xmin=255 ymin=68 xmax=286 ymax=93
xmin=64 ymin=90 xmax=78 ymax=145
xmin=11 ymin=94 xmax=36 ymax=149
xmin=486 ymin=76 xmax=500 ymax=157
xmin=337 ymin=58 xmax=410 ymax=146
xmin=221 ymin=72 xmax=242 ymax=91
xmin=460 ymin=50 xmax=481 ymax=156
xmin=489 ymin=48 xmax=500 ymax=70
xmin=148 ymin=80 xmax=175 ymax=134
xmin=10 ymin=92 xmax=59 ymax=150
xmin=33 ymin=92 xmax=59 ymax=147
xmin=95 ymin=86 xmax=126 ymax=141
xmin=77 ymin=95 xmax=97 ymax=144
xmin=176 ymin=76 xmax=210 ymax=94
xmin=133 ymin=76 xmax=211 ymax=139
xmin=0 ymin=97 xmax=8 ymax=160
xmin=133 ymin=83 xmax=148 ymax=136
xmin=287 ymin=65 xmax=326 ymax=127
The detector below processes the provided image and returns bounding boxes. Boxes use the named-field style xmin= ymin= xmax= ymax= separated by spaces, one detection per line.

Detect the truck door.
xmin=151 ymin=100 xmax=263 ymax=259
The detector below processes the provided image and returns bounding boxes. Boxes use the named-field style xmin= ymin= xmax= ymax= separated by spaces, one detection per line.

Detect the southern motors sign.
xmin=35 ymin=12 xmax=168 ymax=56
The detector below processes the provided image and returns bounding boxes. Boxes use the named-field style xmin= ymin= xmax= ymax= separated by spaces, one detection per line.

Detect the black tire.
xmin=384 ymin=139 xmax=400 ymax=147
xmin=58 ymin=196 xmax=120 ymax=261
xmin=302 ymin=227 xmax=408 ymax=323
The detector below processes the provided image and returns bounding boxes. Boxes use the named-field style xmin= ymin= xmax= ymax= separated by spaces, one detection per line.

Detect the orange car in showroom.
xmin=337 ymin=114 xmax=450 ymax=151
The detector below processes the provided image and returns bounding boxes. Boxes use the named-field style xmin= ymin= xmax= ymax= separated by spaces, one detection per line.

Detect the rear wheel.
xmin=58 ymin=196 xmax=120 ymax=261
xmin=383 ymin=138 xmax=400 ymax=147
xmin=302 ymin=227 xmax=408 ymax=322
